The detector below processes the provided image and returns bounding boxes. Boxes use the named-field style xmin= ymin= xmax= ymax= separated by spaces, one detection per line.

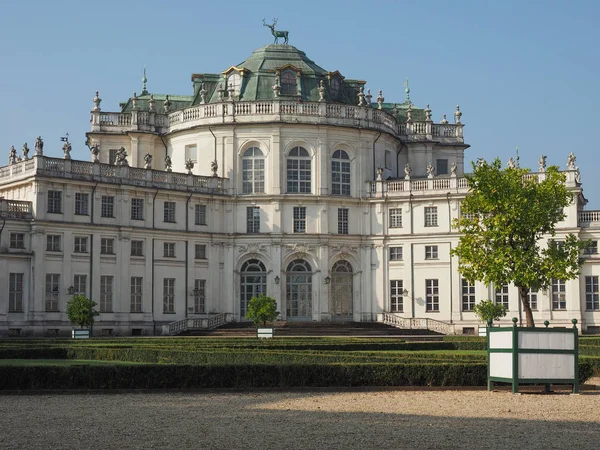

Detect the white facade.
xmin=1 ymin=43 xmax=600 ymax=336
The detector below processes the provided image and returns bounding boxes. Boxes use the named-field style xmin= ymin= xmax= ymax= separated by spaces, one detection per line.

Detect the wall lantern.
xmin=274 ymin=276 xmax=280 ymax=285
xmin=67 ymin=286 xmax=75 ymax=295
xmin=402 ymin=288 xmax=409 ymax=296
xmin=324 ymin=276 xmax=331 ymax=285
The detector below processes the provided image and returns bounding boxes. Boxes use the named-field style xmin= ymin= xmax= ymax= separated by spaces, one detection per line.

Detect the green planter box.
xmin=72 ymin=329 xmax=91 ymax=339
xmin=488 ymin=318 xmax=579 ymax=393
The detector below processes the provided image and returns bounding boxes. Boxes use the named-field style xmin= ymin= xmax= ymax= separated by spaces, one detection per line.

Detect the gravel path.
xmin=2 ymin=388 xmax=600 ymax=450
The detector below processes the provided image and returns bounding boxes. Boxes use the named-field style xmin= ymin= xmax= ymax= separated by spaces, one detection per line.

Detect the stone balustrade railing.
xmin=378 ymin=312 xmax=456 ymax=335
xmin=91 ymin=100 xmax=464 ymax=143
xmin=579 ymin=211 xmax=600 ymax=227
xmin=165 ymin=312 xmax=232 ymax=335
xmin=0 ymin=156 xmax=226 ymax=195
xmin=370 ymin=170 xmax=580 ymax=198
xmin=0 ymin=199 xmax=33 ymax=219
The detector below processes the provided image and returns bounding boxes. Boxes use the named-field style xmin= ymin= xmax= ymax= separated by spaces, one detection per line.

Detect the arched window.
xmin=330 ymin=260 xmax=353 ymax=318
xmin=242 ymin=147 xmax=265 ymax=194
xmin=331 ymin=150 xmax=351 ymax=196
xmin=280 ymin=70 xmax=297 ymax=95
xmin=240 ymin=259 xmax=266 ymax=318
xmin=286 ymin=259 xmax=312 ymax=319
xmin=227 ymin=72 xmax=241 ymax=97
xmin=287 ymin=146 xmax=311 ymax=193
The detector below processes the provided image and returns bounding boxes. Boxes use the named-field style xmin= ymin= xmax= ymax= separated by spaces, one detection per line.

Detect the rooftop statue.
xmin=263 ymin=18 xmax=289 ymax=45
xmin=165 ymin=155 xmax=172 ymax=172
xmin=9 ymin=145 xmax=17 ymax=165
xmin=34 ymin=136 xmax=44 ymax=156
xmin=22 ymin=143 xmax=29 ymax=160
xmin=567 ymin=152 xmax=576 ymax=170
xmin=144 ymin=153 xmax=153 ymax=169
xmin=538 ymin=155 xmax=547 ymax=172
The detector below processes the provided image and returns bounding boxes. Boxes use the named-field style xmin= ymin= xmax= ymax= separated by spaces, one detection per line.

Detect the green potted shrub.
xmin=245 ymin=294 xmax=279 ymax=338
xmin=473 ymin=299 xmax=507 ymax=336
xmin=66 ymin=294 xmax=98 ymax=339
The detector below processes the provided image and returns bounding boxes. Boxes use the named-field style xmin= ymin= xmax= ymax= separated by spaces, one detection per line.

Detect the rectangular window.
xmin=495 ymin=283 xmax=509 ymax=309
xmin=75 ymin=193 xmax=89 ymax=216
xmin=163 ymin=278 xmax=175 ymax=313
xmin=47 ymin=190 xmax=62 ymax=214
xmin=73 ymin=274 xmax=87 ymax=296
xmin=109 ymin=149 xmax=118 ymax=165
xmin=528 ymin=288 xmax=538 ymax=311
xmin=101 ymin=195 xmax=115 ymax=218
xmin=293 ymin=206 xmax=306 ymax=233
xmin=425 ymin=245 xmax=438 ymax=260
xmin=164 ymin=242 xmax=176 ymax=258
xmin=584 ymin=241 xmax=599 ymax=255
xmin=426 ymin=279 xmax=439 ymax=312
xmin=46 ymin=235 xmax=61 ymax=252
xmin=131 ymin=277 xmax=143 ymax=313
xmin=195 ymin=204 xmax=207 ymax=225
xmin=194 ymin=279 xmax=206 ymax=313
xmin=195 ymin=244 xmax=207 ymax=260
xmin=100 ymin=276 xmax=113 ymax=312
xmin=389 ymin=247 xmax=403 ymax=261
xmin=551 ymin=279 xmax=566 ymax=310
xmin=45 ymin=274 xmax=60 ymax=311
xmin=389 ymin=208 xmax=402 ymax=228
xmin=586 ymin=276 xmax=599 ymax=310
xmin=338 ymin=208 xmax=349 ymax=235
xmin=436 ymin=159 xmax=449 ymax=176
xmin=390 ymin=280 xmax=403 ymax=312
xmin=385 ymin=150 xmax=392 ymax=169
xmin=131 ymin=198 xmax=144 ymax=221
xmin=461 ymin=279 xmax=476 ymax=311
xmin=164 ymin=201 xmax=176 ymax=223
xmin=10 ymin=233 xmax=24 ymax=249
xmin=100 ymin=238 xmax=114 ymax=255
xmin=131 ymin=240 xmax=144 ymax=257
xmin=185 ymin=144 xmax=197 ymax=162
xmin=246 ymin=207 xmax=260 ymax=234
xmin=9 ymin=273 xmax=24 ymax=312
xmin=424 ymin=207 xmax=438 ymax=227
xmin=74 ymin=236 xmax=88 ymax=253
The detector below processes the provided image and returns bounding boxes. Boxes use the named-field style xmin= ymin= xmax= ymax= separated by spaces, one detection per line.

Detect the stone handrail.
xmin=579 ymin=210 xmax=600 ymax=227
xmin=166 ymin=312 xmax=232 ymax=335
xmin=379 ymin=312 xmax=456 ymax=335
xmin=91 ymin=101 xmax=464 ymax=143
xmin=0 ymin=199 xmax=33 ymax=219
xmin=0 ymin=156 xmax=226 ymax=195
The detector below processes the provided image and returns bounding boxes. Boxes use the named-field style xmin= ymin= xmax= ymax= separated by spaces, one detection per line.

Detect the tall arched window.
xmin=242 ymin=147 xmax=265 ymax=194
xmin=287 ymin=146 xmax=311 ymax=193
xmin=331 ymin=150 xmax=351 ymax=196
xmin=286 ymin=259 xmax=312 ymax=319
xmin=280 ymin=70 xmax=297 ymax=95
xmin=240 ymin=259 xmax=266 ymax=318
xmin=330 ymin=260 xmax=353 ymax=319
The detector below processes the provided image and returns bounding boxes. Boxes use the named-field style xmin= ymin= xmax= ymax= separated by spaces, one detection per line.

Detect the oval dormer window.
xmin=280 ymin=70 xmax=297 ymax=95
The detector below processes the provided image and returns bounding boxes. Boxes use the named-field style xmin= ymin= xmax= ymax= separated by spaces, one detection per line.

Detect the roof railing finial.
xmin=404 ymin=78 xmax=410 ymax=104
xmin=141 ymin=66 xmax=148 ymax=96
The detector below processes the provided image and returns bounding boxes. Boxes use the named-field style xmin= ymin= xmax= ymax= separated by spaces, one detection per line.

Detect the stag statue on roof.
xmin=263 ymin=18 xmax=289 ymax=45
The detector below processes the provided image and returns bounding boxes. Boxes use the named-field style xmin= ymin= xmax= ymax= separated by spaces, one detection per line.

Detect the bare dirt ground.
xmin=2 ymin=385 xmax=600 ymax=450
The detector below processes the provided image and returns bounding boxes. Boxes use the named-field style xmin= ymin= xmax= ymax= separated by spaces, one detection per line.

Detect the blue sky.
xmin=1 ymin=0 xmax=599 ymax=205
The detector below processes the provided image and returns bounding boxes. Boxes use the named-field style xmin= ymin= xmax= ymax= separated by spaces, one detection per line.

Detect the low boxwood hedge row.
xmin=0 ymin=361 xmax=592 ymax=390
xmin=0 ymin=363 xmax=489 ymax=390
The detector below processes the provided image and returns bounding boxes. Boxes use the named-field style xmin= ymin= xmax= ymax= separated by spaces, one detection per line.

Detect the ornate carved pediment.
xmin=285 ymin=243 xmax=315 ymax=257
xmin=238 ymin=243 xmax=268 ymax=255
xmin=329 ymin=244 xmax=358 ymax=258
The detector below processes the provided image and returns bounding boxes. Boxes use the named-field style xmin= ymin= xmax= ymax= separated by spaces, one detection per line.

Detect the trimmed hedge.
xmin=0 ymin=363 xmax=489 ymax=390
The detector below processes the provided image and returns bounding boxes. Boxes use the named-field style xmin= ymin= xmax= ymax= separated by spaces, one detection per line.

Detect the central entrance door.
xmin=240 ymin=259 xmax=266 ymax=319
xmin=286 ymin=259 xmax=312 ymax=320
xmin=330 ymin=260 xmax=353 ymax=320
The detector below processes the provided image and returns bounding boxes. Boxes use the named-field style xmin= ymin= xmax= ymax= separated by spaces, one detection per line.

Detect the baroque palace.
xmin=1 ymin=37 xmax=599 ymax=337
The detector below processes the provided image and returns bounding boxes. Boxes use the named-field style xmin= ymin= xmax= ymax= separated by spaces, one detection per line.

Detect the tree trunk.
xmin=519 ymin=286 xmax=535 ymax=327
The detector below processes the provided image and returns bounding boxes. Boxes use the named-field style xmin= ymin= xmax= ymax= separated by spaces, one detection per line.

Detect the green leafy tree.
xmin=473 ymin=300 xmax=507 ymax=325
xmin=451 ymin=158 xmax=584 ymax=327
xmin=66 ymin=294 xmax=97 ymax=329
xmin=246 ymin=294 xmax=279 ymax=327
